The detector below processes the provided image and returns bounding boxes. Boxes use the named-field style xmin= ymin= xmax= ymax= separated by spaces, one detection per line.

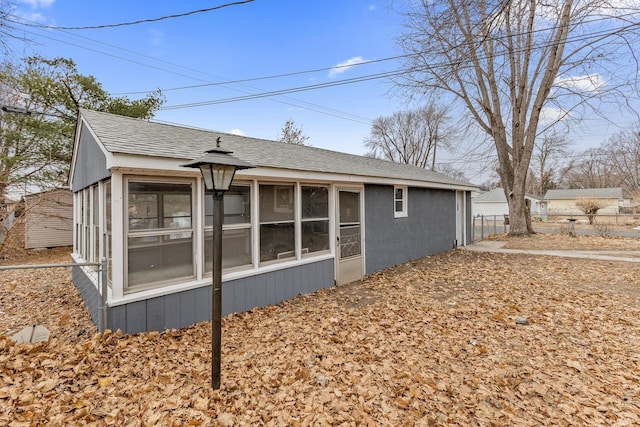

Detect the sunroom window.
xmin=301 ymin=185 xmax=330 ymax=256
xmin=127 ymin=181 xmax=194 ymax=288
xmin=204 ymin=184 xmax=252 ymax=272
xmin=259 ymin=184 xmax=295 ymax=263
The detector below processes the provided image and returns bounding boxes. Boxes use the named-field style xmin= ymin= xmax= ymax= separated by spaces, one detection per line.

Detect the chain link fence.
xmin=472 ymin=214 xmax=508 ymax=242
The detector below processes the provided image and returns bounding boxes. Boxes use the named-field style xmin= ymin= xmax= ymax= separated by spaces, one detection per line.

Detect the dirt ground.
xmin=2 ymin=234 xmax=640 ymax=425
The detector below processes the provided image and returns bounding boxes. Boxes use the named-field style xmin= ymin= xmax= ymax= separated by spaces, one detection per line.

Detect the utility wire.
xmin=160 ymin=21 xmax=640 ymax=110
xmin=5 ymin=0 xmax=256 ymax=30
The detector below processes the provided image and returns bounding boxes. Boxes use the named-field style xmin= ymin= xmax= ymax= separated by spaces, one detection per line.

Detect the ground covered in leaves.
xmin=2 ymin=236 xmax=640 ymax=425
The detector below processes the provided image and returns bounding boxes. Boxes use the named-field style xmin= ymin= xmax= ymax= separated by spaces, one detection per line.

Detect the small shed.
xmin=23 ymin=189 xmax=73 ymax=249
xmin=542 ymin=188 xmax=623 ymax=217
xmin=69 ymin=109 xmax=477 ymax=334
xmin=472 ymin=188 xmax=540 ymax=217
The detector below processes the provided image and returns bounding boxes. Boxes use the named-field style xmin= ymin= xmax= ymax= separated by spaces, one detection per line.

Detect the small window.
xmin=394 ymin=186 xmax=408 ymax=218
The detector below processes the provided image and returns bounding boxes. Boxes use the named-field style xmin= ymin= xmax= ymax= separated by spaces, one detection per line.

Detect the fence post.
xmin=481 ymin=215 xmax=484 ymax=240
xmin=100 ymin=257 xmax=108 ymax=332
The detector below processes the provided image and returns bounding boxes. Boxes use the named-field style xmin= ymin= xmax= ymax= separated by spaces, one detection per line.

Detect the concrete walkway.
xmin=463 ymin=240 xmax=640 ymax=263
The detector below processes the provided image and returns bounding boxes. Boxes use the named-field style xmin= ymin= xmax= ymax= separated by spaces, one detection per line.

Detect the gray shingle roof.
xmin=544 ymin=188 xmax=623 ymax=200
xmin=79 ymin=109 xmax=475 ymax=189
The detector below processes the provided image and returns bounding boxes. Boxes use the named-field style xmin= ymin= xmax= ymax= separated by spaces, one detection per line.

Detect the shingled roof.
xmin=79 ymin=109 xmax=475 ymax=189
xmin=544 ymin=188 xmax=623 ymax=200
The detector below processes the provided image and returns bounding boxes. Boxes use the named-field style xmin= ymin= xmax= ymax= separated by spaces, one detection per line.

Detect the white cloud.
xmin=228 ymin=128 xmax=245 ymax=136
xmin=368 ymin=5 xmax=377 ymax=11
xmin=18 ymin=11 xmax=47 ymax=23
xmin=555 ymin=73 xmax=606 ymax=93
xmin=18 ymin=0 xmax=55 ymax=8
xmin=148 ymin=29 xmax=164 ymax=47
xmin=328 ymin=56 xmax=367 ymax=78
xmin=539 ymin=106 xmax=570 ymax=125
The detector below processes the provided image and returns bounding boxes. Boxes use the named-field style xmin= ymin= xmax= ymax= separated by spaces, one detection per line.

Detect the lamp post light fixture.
xmin=182 ymin=140 xmax=254 ymax=389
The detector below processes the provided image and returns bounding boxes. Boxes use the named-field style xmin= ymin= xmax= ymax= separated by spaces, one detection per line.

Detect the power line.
xmin=159 ymin=21 xmax=640 ymax=110
xmin=5 ymin=1 xmax=256 ymax=30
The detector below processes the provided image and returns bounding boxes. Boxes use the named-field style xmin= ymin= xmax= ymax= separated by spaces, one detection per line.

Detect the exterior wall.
xmin=72 ymin=265 xmax=105 ymax=331
xmin=547 ymin=198 xmax=620 ymax=216
xmin=466 ymin=192 xmax=472 ymax=245
xmin=71 ymin=123 xmax=111 ymax=192
xmin=107 ymin=258 xmax=334 ymax=334
xmin=364 ymin=185 xmax=456 ymax=274
xmin=24 ymin=190 xmax=73 ymax=249
xmin=472 ymin=201 xmax=509 ymax=217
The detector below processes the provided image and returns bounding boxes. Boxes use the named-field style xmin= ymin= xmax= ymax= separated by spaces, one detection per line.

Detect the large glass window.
xmin=204 ymin=185 xmax=252 ymax=272
xmin=127 ymin=181 xmax=194 ymax=288
xmin=301 ymin=185 xmax=330 ymax=256
xmin=259 ymin=184 xmax=295 ymax=263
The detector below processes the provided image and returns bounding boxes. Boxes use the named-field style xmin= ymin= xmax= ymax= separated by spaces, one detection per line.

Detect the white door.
xmin=336 ymin=189 xmax=364 ymax=285
xmin=456 ymin=191 xmax=465 ymax=247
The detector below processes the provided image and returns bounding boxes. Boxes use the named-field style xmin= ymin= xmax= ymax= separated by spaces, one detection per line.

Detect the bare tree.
xmin=277 ymin=119 xmax=309 ymax=145
xmin=563 ymin=147 xmax=620 ymax=189
xmin=602 ymin=126 xmax=640 ymax=196
xmin=527 ymin=133 xmax=573 ymax=196
xmin=397 ymin=0 xmax=640 ymax=235
xmin=575 ymin=197 xmax=606 ymax=224
xmin=364 ymin=103 xmax=454 ymax=169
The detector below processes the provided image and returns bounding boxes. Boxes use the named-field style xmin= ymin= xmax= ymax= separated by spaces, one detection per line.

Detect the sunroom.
xmin=70 ymin=109 xmax=476 ymax=334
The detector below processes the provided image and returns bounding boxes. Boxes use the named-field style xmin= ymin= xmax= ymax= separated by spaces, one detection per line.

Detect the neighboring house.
xmin=69 ymin=109 xmax=477 ymax=334
xmin=541 ymin=188 xmax=623 ymax=217
xmin=471 ymin=188 xmax=540 ymax=217
xmin=23 ymin=189 xmax=73 ymax=249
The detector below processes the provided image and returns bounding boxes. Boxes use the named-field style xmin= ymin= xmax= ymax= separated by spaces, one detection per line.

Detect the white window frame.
xmin=203 ymin=182 xmax=254 ymax=275
xmin=394 ymin=185 xmax=408 ymax=218
xmin=124 ymin=176 xmax=196 ymax=292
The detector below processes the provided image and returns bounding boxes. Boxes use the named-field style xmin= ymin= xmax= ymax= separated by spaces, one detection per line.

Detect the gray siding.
xmin=364 ymin=185 xmax=457 ymax=274
xmin=72 ymin=266 xmax=105 ymax=331
xmin=106 ymin=258 xmax=334 ymax=334
xmin=72 ymin=123 xmax=111 ymax=192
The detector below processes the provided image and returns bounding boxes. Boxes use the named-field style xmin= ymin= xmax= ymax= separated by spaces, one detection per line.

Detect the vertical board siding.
xmin=364 ymin=185 xmax=458 ymax=274
xmin=71 ymin=123 xmax=111 ymax=192
xmin=72 ymin=266 xmax=103 ymax=330
xmin=105 ymin=258 xmax=334 ymax=334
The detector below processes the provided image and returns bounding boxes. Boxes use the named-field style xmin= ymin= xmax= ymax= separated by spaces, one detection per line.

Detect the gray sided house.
xmin=70 ymin=109 xmax=477 ymax=334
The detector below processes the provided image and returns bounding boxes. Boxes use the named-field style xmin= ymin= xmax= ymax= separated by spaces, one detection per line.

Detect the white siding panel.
xmin=24 ymin=190 xmax=73 ymax=249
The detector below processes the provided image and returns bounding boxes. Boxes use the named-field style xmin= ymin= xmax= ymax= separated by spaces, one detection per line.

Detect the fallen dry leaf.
xmin=1 ymin=234 xmax=640 ymax=425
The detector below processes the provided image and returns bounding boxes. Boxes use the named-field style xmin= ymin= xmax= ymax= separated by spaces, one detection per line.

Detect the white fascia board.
xmin=109 ymin=154 xmax=477 ymax=191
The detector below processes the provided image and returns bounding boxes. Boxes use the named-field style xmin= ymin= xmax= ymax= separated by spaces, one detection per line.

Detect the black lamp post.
xmin=182 ymin=140 xmax=254 ymax=389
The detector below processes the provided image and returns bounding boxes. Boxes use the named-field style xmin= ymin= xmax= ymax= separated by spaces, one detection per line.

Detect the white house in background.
xmin=69 ymin=109 xmax=477 ymax=334
xmin=541 ymin=188 xmax=623 ymax=217
xmin=471 ymin=188 xmax=540 ymax=217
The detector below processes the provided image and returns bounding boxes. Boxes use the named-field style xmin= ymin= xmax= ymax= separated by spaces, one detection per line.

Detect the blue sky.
xmin=6 ymin=0 xmax=639 ymax=185
xmin=8 ymin=1 xmax=405 ymax=155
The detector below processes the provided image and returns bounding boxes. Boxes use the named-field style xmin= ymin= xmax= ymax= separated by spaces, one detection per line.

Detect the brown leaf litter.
xmin=1 ymin=235 xmax=640 ymax=425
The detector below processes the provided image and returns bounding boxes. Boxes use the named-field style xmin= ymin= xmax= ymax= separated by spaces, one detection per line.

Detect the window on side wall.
xmin=204 ymin=184 xmax=252 ymax=273
xmin=394 ymin=185 xmax=408 ymax=218
xmin=126 ymin=180 xmax=194 ymax=289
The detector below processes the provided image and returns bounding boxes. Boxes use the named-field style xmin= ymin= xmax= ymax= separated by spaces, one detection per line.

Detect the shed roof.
xmin=544 ymin=188 xmax=623 ymax=200
xmin=78 ymin=109 xmax=476 ymax=189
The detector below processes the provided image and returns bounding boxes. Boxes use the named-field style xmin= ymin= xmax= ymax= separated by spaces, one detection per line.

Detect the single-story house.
xmin=23 ymin=188 xmax=73 ymax=249
xmin=1 ymin=196 xmax=16 ymax=214
xmin=70 ymin=109 xmax=477 ymax=334
xmin=541 ymin=188 xmax=623 ymax=217
xmin=471 ymin=188 xmax=540 ymax=217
